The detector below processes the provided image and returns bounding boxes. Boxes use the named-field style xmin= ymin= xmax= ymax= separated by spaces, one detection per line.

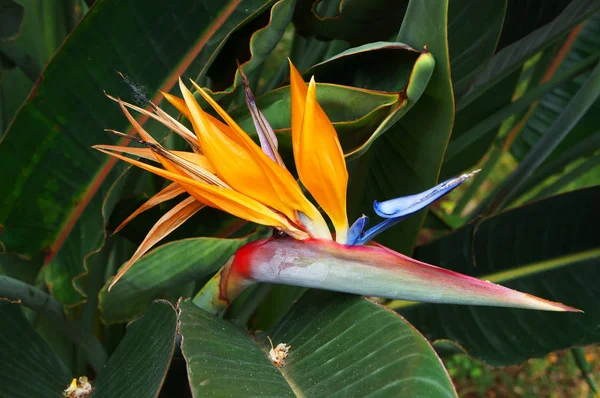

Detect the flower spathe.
xmin=96 ymin=62 xmax=579 ymax=315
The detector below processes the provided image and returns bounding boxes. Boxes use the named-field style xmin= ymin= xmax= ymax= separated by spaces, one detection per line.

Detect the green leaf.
xmin=179 ymin=291 xmax=456 ymax=396
xmin=495 ymin=1 xmax=572 ymax=51
xmin=302 ymin=41 xmax=430 ymax=156
xmin=441 ymin=50 xmax=600 ymax=179
xmin=292 ymin=0 xmax=407 ymax=44
xmin=289 ymin=34 xmax=349 ymax=72
xmin=41 ymin=163 xmax=129 ymax=306
xmin=0 ymin=0 xmax=69 ymax=132
xmin=396 ymin=186 xmax=600 ymax=365
xmin=511 ymin=131 xmax=600 ymax=200
xmin=231 ymin=0 xmax=295 ymax=93
xmin=224 ymin=42 xmax=418 ymax=158
xmin=93 ymin=300 xmax=177 ymax=397
xmin=0 ymin=0 xmax=24 ymax=42
xmin=449 ymin=0 xmax=506 ymax=96
xmin=527 ymin=154 xmax=600 ymax=201
xmin=483 ymin=60 xmax=600 ymax=213
xmin=347 ymin=0 xmax=454 ymax=254
xmin=0 ymin=301 xmax=72 ymax=398
xmin=230 ymin=82 xmax=399 ymax=135
xmin=306 ymin=41 xmax=421 ymax=91
xmin=511 ymin=14 xmax=600 ymax=164
xmin=251 ymin=284 xmax=306 ymax=330
xmin=100 ymin=230 xmax=269 ymax=324
xmin=265 ymin=291 xmax=456 ymax=397
xmin=0 ymin=0 xmax=275 ymax=259
xmin=0 ymin=275 xmax=107 ymax=372
xmin=458 ymin=0 xmax=600 ymax=108
xmin=0 ymin=250 xmax=41 ymax=284
xmin=178 ymin=300 xmax=294 ymax=396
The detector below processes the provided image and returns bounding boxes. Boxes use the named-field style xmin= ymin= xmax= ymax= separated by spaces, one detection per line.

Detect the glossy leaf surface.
xmin=179 ymin=291 xmax=456 ymax=397
xmin=0 ymin=302 xmax=72 ymax=398
xmin=0 ymin=0 xmax=275 ymax=258
xmin=397 ymin=186 xmax=600 ymax=365
xmin=100 ymin=231 xmax=268 ymax=323
xmin=94 ymin=300 xmax=177 ymax=397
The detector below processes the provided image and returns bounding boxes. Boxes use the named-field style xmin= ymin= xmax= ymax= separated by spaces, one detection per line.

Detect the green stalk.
xmin=192 ymin=257 xmax=253 ymax=316
xmin=571 ymin=347 xmax=599 ymax=396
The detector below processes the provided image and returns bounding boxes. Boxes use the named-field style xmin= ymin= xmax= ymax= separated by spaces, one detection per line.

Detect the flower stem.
xmin=192 ymin=256 xmax=253 ymax=316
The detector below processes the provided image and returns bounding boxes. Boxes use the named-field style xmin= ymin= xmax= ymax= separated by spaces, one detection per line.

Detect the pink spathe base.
xmin=231 ymin=238 xmax=580 ymax=312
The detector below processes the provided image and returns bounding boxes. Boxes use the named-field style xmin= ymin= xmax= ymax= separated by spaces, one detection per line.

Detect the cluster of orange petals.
xmin=96 ymin=61 xmax=349 ymax=289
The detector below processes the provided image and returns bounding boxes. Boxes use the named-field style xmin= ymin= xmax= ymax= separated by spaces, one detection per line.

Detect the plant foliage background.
xmin=0 ymin=0 xmax=599 ymax=396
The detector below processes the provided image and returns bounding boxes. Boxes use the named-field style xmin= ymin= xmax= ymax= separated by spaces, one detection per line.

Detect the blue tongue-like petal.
xmin=374 ymin=170 xmax=480 ymax=218
xmin=355 ymin=170 xmax=479 ymax=245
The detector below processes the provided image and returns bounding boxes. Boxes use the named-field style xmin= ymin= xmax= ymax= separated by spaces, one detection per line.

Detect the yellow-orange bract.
xmin=289 ymin=61 xmax=349 ymax=243
xmin=96 ymin=62 xmax=350 ymax=288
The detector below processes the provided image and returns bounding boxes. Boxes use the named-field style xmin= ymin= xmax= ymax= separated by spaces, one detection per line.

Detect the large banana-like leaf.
xmin=93 ymin=301 xmax=177 ymax=397
xmin=0 ymin=302 xmax=72 ymax=397
xmin=179 ymin=291 xmax=457 ymax=397
xmin=395 ymin=186 xmax=600 ymax=365
xmin=0 ymin=0 xmax=275 ymax=259
xmin=0 ymin=0 xmax=279 ymax=306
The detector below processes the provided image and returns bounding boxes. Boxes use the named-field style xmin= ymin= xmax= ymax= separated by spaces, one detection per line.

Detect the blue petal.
xmin=347 ymin=215 xmax=369 ymax=245
xmin=356 ymin=170 xmax=480 ymax=245
xmin=374 ymin=170 xmax=480 ymax=218
xmin=356 ymin=217 xmax=404 ymax=245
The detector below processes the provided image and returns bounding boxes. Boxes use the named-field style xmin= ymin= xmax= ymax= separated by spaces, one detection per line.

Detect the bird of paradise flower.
xmin=95 ymin=61 xmax=578 ymax=316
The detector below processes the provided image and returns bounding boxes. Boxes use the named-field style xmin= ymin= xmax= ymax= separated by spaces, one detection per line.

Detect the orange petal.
xmin=94 ymin=146 xmax=307 ymax=238
xmin=106 ymin=93 xmax=199 ymax=152
xmin=117 ymin=99 xmax=160 ymax=147
xmin=113 ymin=183 xmax=185 ymax=234
xmin=162 ymin=91 xmax=241 ymax=147
xmin=162 ymin=91 xmax=192 ymax=121
xmin=179 ymin=80 xmax=329 ymax=237
xmin=115 ymin=100 xmax=196 ymax=183
xmin=95 ymin=143 xmax=226 ymax=189
xmin=288 ymin=60 xmax=308 ymax=160
xmin=295 ymin=77 xmax=349 ymax=243
xmin=109 ymin=196 xmax=205 ymax=290
xmin=94 ymin=145 xmax=216 ymax=173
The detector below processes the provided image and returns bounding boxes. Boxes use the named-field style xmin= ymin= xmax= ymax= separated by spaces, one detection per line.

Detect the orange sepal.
xmin=114 ymin=182 xmax=185 ymax=234
xmin=189 ymin=80 xmax=331 ymax=237
xmin=294 ymin=77 xmax=349 ymax=242
xmin=109 ymin=196 xmax=204 ymax=290
xmin=177 ymin=79 xmax=322 ymax=232
xmin=94 ymin=146 xmax=307 ymax=239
